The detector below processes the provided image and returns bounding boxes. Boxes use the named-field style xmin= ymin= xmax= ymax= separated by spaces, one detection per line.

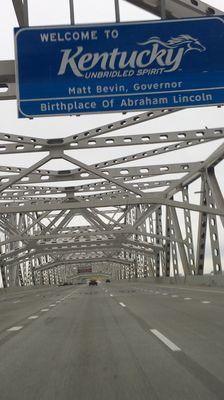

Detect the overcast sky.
xmin=1 ymin=0 xmax=224 ymax=274
xmin=1 ymin=0 xmax=224 ymax=147
xmin=0 ymin=0 xmax=224 ymax=164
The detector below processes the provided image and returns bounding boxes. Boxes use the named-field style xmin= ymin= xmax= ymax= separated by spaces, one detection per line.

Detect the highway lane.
xmin=0 ymin=285 xmax=76 ymax=333
xmin=109 ymin=281 xmax=224 ymax=387
xmin=0 ymin=281 xmax=224 ymax=399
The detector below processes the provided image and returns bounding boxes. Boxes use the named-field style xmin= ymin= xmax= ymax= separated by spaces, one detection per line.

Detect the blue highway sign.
xmin=15 ymin=17 xmax=224 ymax=118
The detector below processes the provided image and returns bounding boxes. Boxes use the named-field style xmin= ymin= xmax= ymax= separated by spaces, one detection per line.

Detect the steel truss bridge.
xmin=0 ymin=0 xmax=224 ymax=288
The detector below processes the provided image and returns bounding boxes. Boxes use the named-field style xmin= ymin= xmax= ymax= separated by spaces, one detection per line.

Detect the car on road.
xmin=89 ymin=279 xmax=98 ymax=286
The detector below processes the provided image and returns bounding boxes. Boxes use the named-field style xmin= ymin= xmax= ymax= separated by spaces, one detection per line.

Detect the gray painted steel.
xmin=0 ymin=0 xmax=223 ymax=286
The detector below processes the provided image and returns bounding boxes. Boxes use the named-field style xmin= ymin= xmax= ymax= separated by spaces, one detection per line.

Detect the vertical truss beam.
xmin=0 ymin=264 xmax=7 ymax=288
xmin=169 ymin=207 xmax=190 ymax=276
xmin=205 ymin=176 xmax=222 ymax=274
xmin=182 ymin=187 xmax=195 ymax=274
xmin=155 ymin=208 xmax=161 ymax=277
xmin=164 ymin=206 xmax=171 ymax=277
xmin=169 ymin=207 xmax=179 ymax=276
xmin=196 ymin=177 xmax=207 ymax=275
xmin=207 ymin=167 xmax=224 ymax=229
xmin=12 ymin=0 xmax=29 ymax=26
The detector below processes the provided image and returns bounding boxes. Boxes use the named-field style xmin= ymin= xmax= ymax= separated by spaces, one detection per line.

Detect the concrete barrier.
xmin=126 ymin=275 xmax=224 ymax=288
xmin=0 ymin=284 xmax=51 ymax=296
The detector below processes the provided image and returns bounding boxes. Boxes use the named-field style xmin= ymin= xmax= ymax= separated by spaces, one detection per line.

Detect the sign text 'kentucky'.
xmin=15 ymin=17 xmax=224 ymax=118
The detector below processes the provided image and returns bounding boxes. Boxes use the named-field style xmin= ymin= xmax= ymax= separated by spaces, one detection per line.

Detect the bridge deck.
xmin=0 ymin=282 xmax=224 ymax=400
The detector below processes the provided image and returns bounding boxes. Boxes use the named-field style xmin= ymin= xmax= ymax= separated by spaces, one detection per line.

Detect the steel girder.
xmin=0 ymin=0 xmax=224 ymax=286
xmin=126 ymin=0 xmax=222 ymax=18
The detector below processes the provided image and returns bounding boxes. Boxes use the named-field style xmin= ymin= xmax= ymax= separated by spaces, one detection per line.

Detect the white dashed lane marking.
xmin=151 ymin=329 xmax=181 ymax=352
xmin=202 ymin=301 xmax=211 ymax=304
xmin=184 ymin=297 xmax=192 ymax=300
xmin=4 ymin=289 xmax=78 ymax=334
xmin=110 ymin=294 xmax=114 ymax=297
xmin=171 ymin=295 xmax=179 ymax=298
xmin=119 ymin=302 xmax=126 ymax=308
xmin=7 ymin=326 xmax=23 ymax=332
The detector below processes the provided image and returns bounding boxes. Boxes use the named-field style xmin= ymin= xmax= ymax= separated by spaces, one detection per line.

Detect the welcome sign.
xmin=14 ymin=17 xmax=224 ymax=118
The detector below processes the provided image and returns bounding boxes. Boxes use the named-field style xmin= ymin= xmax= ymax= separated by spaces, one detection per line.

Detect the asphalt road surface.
xmin=1 ymin=281 xmax=224 ymax=400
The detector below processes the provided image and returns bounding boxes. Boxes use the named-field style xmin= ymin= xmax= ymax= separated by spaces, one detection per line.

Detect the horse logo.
xmin=138 ymin=34 xmax=206 ymax=54
xmin=136 ymin=34 xmax=206 ymax=72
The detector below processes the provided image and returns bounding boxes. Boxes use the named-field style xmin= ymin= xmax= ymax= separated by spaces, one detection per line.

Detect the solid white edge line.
xmin=151 ymin=329 xmax=181 ymax=352
xmin=7 ymin=326 xmax=23 ymax=332
xmin=119 ymin=302 xmax=126 ymax=307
